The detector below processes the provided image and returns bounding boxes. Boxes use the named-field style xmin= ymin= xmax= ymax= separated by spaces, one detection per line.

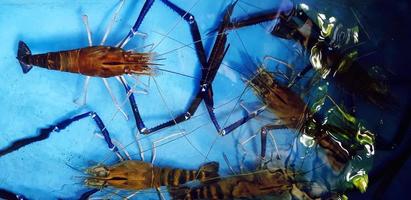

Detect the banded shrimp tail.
xmin=169 ymin=138 xmax=349 ymax=200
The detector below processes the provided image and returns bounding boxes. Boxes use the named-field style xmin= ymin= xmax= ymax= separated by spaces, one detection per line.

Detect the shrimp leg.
xmin=260 ymin=123 xmax=287 ymax=163
xmin=0 ymin=111 xmax=119 ymax=157
xmin=122 ymin=0 xmax=263 ymax=136
xmin=117 ymin=0 xmax=155 ymax=48
xmin=225 ymin=5 xmax=320 ymax=88
xmin=79 ymin=188 xmax=99 ymax=200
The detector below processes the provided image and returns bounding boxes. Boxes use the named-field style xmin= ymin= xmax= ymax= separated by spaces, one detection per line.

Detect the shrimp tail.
xmin=17 ymin=41 xmax=33 ymax=73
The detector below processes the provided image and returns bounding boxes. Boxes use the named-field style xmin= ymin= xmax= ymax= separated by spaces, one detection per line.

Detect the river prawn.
xmin=246 ymin=66 xmax=373 ymax=193
xmin=17 ymin=42 xmax=156 ymax=78
xmin=85 ymin=160 xmax=219 ymax=191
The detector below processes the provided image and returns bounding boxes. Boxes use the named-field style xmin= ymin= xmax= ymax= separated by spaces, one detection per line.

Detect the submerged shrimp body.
xmin=85 ymin=160 xmax=219 ymax=191
xmin=17 ymin=41 xmax=154 ymax=78
xmin=246 ymin=67 xmax=374 ymax=194
xmin=249 ymin=68 xmax=374 ymax=174
xmin=170 ymin=169 xmax=314 ymax=200
xmin=248 ymin=68 xmax=348 ymax=168
xmin=249 ymin=68 xmax=307 ymax=129
xmin=250 ymin=68 xmax=349 ymax=170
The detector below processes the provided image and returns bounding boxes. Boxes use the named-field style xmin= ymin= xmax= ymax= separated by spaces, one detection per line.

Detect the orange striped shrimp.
xmin=84 ymin=160 xmax=219 ymax=191
xmin=168 ymin=167 xmax=345 ymax=200
xmin=246 ymin=66 xmax=373 ymax=193
xmin=16 ymin=42 xmax=156 ymax=78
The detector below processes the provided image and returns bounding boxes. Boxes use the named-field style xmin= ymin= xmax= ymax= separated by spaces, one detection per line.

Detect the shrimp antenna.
xmin=65 ymin=162 xmax=86 ymax=174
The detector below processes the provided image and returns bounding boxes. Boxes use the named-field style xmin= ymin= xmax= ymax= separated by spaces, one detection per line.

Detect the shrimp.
xmin=85 ymin=160 xmax=219 ymax=191
xmin=247 ymin=66 xmax=374 ymax=193
xmin=17 ymin=41 xmax=156 ymax=78
xmin=169 ymin=168 xmax=318 ymax=200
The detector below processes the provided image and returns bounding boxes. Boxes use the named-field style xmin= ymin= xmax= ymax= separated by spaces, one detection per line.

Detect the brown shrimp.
xmin=249 ymin=67 xmax=308 ymax=129
xmin=169 ymin=168 xmax=317 ymax=200
xmin=247 ymin=67 xmax=374 ymax=194
xmin=84 ymin=160 xmax=219 ymax=191
xmin=17 ymin=41 xmax=156 ymax=78
xmin=248 ymin=67 xmax=358 ymax=172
